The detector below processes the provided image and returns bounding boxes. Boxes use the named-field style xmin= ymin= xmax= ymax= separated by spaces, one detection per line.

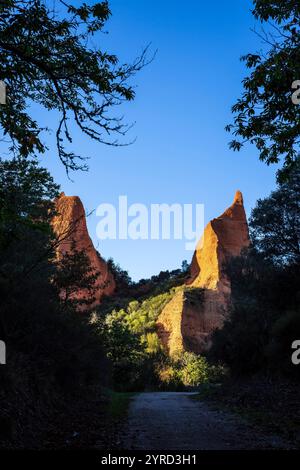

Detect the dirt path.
xmin=123 ymin=392 xmax=287 ymax=450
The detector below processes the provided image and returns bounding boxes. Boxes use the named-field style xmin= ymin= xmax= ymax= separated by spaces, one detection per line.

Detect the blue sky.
xmin=43 ymin=0 xmax=279 ymax=281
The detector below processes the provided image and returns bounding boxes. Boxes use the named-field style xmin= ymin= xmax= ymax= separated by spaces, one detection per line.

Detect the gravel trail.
xmin=123 ymin=392 xmax=287 ymax=450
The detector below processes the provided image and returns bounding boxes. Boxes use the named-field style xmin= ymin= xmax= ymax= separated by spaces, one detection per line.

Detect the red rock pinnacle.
xmin=52 ymin=193 xmax=115 ymax=309
xmin=157 ymin=191 xmax=250 ymax=355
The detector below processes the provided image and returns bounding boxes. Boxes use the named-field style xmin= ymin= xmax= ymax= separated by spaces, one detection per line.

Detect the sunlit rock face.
xmin=157 ymin=191 xmax=250 ymax=356
xmin=52 ymin=193 xmax=115 ymax=309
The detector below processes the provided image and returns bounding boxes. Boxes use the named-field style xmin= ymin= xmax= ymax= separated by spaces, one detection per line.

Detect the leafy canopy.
xmin=0 ymin=1 xmax=150 ymax=171
xmin=227 ymin=0 xmax=300 ymax=178
xmin=250 ymin=159 xmax=300 ymax=266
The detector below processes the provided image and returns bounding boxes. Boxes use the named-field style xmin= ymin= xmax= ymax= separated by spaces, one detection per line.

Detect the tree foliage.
xmin=54 ymin=243 xmax=100 ymax=308
xmin=0 ymin=1 xmax=150 ymax=171
xmin=249 ymin=160 xmax=300 ymax=265
xmin=0 ymin=157 xmax=109 ymax=446
xmin=227 ymin=0 xmax=300 ymax=178
xmin=106 ymin=257 xmax=133 ymax=296
xmin=0 ymin=157 xmax=59 ymax=302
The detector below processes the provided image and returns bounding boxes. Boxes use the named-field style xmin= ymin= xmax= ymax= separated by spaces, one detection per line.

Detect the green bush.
xmin=179 ymin=353 xmax=210 ymax=386
xmin=156 ymin=352 xmax=226 ymax=390
xmin=97 ymin=287 xmax=181 ymax=390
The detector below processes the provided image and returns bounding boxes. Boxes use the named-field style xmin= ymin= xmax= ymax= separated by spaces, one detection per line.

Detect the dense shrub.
xmin=157 ymin=353 xmax=226 ymax=390
xmin=96 ymin=288 xmax=180 ymax=390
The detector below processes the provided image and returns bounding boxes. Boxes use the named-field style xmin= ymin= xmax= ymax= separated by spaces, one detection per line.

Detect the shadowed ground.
xmin=122 ymin=392 xmax=287 ymax=450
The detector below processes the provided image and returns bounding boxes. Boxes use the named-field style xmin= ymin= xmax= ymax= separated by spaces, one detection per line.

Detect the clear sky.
xmin=42 ymin=0 xmax=279 ymax=281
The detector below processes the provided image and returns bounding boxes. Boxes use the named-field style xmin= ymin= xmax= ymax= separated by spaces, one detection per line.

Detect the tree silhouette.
xmin=0 ymin=1 xmax=151 ymax=171
xmin=227 ymin=0 xmax=300 ymax=179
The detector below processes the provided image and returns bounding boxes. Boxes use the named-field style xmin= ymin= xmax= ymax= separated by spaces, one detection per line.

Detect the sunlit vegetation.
xmin=95 ymin=282 xmax=225 ymax=391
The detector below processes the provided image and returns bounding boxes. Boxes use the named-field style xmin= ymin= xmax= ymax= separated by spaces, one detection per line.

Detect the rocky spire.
xmin=188 ymin=190 xmax=249 ymax=291
xmin=157 ymin=191 xmax=250 ymax=356
xmin=52 ymin=193 xmax=115 ymax=309
xmin=233 ymin=190 xmax=243 ymax=204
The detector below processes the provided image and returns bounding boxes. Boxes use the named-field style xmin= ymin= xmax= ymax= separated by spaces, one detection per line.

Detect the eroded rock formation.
xmin=157 ymin=191 xmax=250 ymax=355
xmin=52 ymin=192 xmax=115 ymax=308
